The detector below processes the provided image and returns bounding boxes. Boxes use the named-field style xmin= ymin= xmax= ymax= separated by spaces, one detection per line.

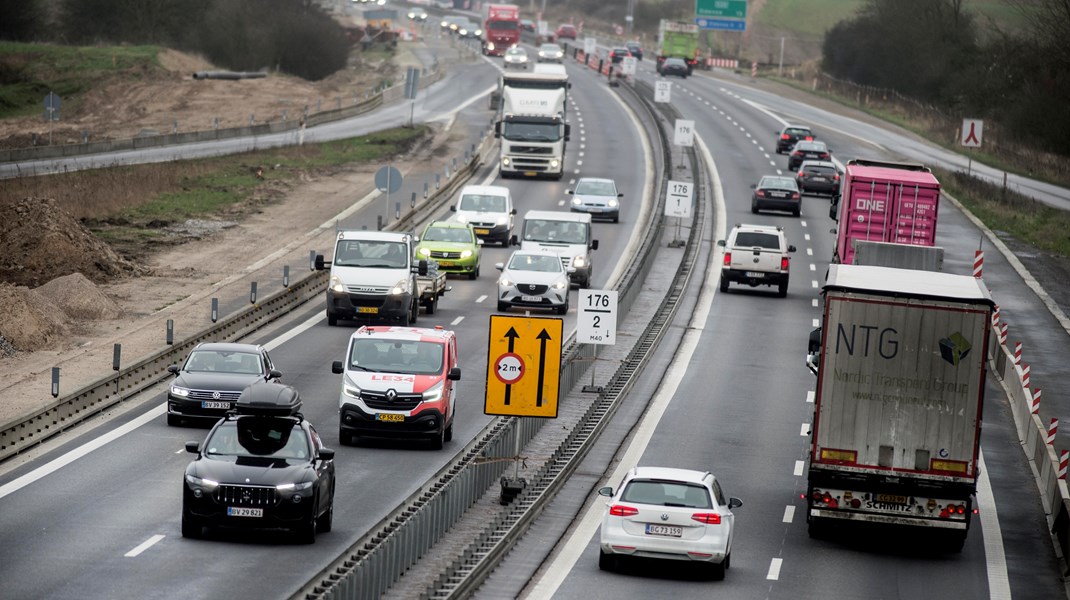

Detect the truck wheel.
xmin=167 ymin=414 xmax=182 ymax=427
xmin=426 ymin=294 xmax=437 ymax=315
xmin=720 ymin=278 xmax=729 ymax=293
xmin=327 ymin=311 xmax=337 ymax=326
xmin=807 ymin=518 xmax=827 ymax=540
xmin=778 ymin=281 xmax=789 ymax=298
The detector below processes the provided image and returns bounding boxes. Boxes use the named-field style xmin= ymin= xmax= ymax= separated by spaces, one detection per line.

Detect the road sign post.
xmin=961 ymin=118 xmax=983 ymax=176
xmin=654 ymin=81 xmax=671 ymax=103
xmin=695 ymin=0 xmax=748 ymax=30
xmin=374 ymin=165 xmax=403 ymax=226
xmin=672 ymin=119 xmax=695 ymax=180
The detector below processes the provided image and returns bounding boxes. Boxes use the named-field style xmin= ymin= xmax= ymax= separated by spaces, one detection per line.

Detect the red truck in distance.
xmin=829 ymin=159 xmax=940 ymax=265
xmin=482 ymin=4 xmax=520 ymax=56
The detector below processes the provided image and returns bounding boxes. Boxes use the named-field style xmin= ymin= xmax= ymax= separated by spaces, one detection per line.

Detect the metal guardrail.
xmin=0 ymin=119 xmax=492 ymax=463
xmin=294 ymin=76 xmax=680 ymax=600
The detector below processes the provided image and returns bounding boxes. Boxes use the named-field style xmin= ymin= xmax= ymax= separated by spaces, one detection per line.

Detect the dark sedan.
xmin=787 ymin=140 xmax=832 ymax=171
xmin=796 ymin=160 xmax=841 ymax=196
xmin=752 ymin=175 xmax=803 ymax=216
xmin=166 ymin=342 xmax=281 ymax=426
xmin=625 ymin=41 xmax=643 ymax=61
xmin=776 ymin=124 xmax=813 ymax=154
xmin=659 ymin=57 xmax=689 ymax=78
xmin=182 ymin=383 xmax=335 ymax=543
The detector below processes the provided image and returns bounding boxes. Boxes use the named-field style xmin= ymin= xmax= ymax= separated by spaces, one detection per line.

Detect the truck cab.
xmin=512 ymin=210 xmax=598 ymax=287
xmin=495 ymin=72 xmax=571 ymax=180
xmin=315 ymin=231 xmax=427 ymax=327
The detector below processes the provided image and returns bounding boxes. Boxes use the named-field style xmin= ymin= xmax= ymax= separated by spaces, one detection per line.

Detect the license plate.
xmin=438 ymin=261 xmax=455 ymax=267
xmin=521 ymin=295 xmax=542 ymax=302
xmin=376 ymin=413 xmax=405 ymax=422
xmin=357 ymin=306 xmax=378 ymax=314
xmin=876 ymin=494 xmax=909 ymax=504
xmin=524 ymin=171 xmax=537 ymax=177
xmin=745 ymin=271 xmax=765 ymax=278
xmin=474 ymin=228 xmax=490 ymax=235
xmin=201 ymin=401 xmax=230 ymax=409
xmin=227 ymin=507 xmax=263 ymax=518
xmin=811 ymin=176 xmax=826 ymax=182
xmin=645 ymin=524 xmax=683 ymax=537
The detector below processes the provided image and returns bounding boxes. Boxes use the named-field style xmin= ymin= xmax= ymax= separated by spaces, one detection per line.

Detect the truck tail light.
xmin=939 ymin=504 xmax=968 ymax=518
xmin=781 ymin=257 xmax=790 ymax=271
xmin=691 ymin=513 xmax=722 ymax=524
xmin=609 ymin=505 xmax=638 ymax=517
xmin=811 ymin=490 xmax=839 ymax=508
xmin=723 ymin=252 xmax=732 ymax=266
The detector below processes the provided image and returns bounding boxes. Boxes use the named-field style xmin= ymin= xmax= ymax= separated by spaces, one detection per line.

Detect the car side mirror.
xmin=448 ymin=366 xmax=461 ymax=380
xmin=450 ymin=204 xmax=457 ymax=212
xmin=314 ymin=254 xmax=327 ymax=271
xmin=268 ymin=369 xmax=282 ymax=380
xmin=808 ymin=327 xmax=822 ymax=353
xmin=591 ymin=240 xmax=599 ymax=251
xmin=728 ymin=497 xmax=743 ymax=509
xmin=185 ymin=441 xmax=200 ymax=454
xmin=750 ymin=184 xmax=757 ymax=189
xmin=495 ymin=263 xmax=505 ymax=271
xmin=598 ymin=486 xmax=614 ymax=497
xmin=567 ymin=190 xmax=574 ymax=195
xmin=716 ymin=240 xmax=726 ymax=247
xmin=566 ymin=267 xmax=576 ymax=274
xmin=167 ymin=364 xmax=180 ymax=375
xmin=331 ymin=361 xmax=344 ymax=374
xmin=318 ymin=448 xmax=335 ymax=461
xmin=617 ymin=193 xmax=623 ymax=198
xmin=511 ymin=208 xmax=517 ymax=215
xmin=788 ymin=245 xmax=797 ymax=253
xmin=476 ymin=239 xmax=484 ymax=246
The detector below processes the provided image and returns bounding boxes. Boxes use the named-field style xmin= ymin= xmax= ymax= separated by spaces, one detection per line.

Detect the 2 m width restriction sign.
xmin=578 ymin=290 xmax=618 ymax=345
xmin=485 ymin=314 xmax=562 ymax=418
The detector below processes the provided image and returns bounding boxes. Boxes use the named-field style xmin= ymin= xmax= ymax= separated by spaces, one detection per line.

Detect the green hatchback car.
xmin=415 ymin=221 xmax=482 ymax=279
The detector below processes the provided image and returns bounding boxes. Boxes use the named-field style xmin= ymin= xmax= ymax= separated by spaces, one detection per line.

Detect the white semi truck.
xmin=805 ymin=264 xmax=994 ymax=550
xmin=495 ymin=71 xmax=570 ymax=180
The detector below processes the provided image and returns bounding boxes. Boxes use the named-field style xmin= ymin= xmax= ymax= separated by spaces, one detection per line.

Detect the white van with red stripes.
xmin=331 ymin=326 xmax=460 ymax=449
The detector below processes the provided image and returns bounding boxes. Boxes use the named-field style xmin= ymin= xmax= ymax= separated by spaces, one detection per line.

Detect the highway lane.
xmin=0 ymin=53 xmax=653 ymax=599
xmin=523 ymin=65 xmax=1065 ymax=599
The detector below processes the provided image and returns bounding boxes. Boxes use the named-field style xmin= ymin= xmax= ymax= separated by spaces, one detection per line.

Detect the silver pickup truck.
xmin=716 ymin=223 xmax=797 ymax=298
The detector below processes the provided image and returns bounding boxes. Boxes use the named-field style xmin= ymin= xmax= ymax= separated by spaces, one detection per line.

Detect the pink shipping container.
xmin=833 ymin=159 xmax=940 ymax=265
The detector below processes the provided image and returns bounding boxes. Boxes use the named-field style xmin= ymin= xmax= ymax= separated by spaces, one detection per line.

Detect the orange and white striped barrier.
xmin=705 ymin=58 xmax=739 ymax=69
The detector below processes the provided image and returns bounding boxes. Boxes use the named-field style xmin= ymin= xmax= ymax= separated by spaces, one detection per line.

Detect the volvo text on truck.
xmin=482 ymin=3 xmax=520 ymax=56
xmin=805 ymin=264 xmax=994 ymax=550
xmin=829 ymin=159 xmax=940 ymax=265
xmin=495 ymin=71 xmax=570 ymax=180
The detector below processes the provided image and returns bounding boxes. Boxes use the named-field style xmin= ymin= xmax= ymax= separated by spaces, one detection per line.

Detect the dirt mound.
xmin=35 ymin=273 xmax=123 ymax=320
xmin=0 ymin=197 xmax=143 ymax=287
xmin=0 ymin=283 xmax=70 ymax=354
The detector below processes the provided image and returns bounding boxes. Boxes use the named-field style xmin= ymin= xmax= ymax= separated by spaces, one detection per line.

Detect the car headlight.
xmin=343 ymin=377 xmax=362 ymax=399
xmin=459 ymin=28 xmax=468 ymax=35
xmin=460 ymin=250 xmax=473 ymax=259
xmin=608 ymin=198 xmax=619 ymax=207
xmin=418 ymin=247 xmax=432 ymax=257
xmin=573 ymin=256 xmax=586 ymax=268
xmin=499 ymin=277 xmax=513 ymax=287
xmin=329 ymin=275 xmax=346 ymax=293
xmin=550 ymin=159 xmax=560 ymax=169
xmin=538 ymin=52 xmax=546 ymax=57
xmin=185 ymin=474 xmax=219 ymax=490
xmin=170 ymin=384 xmax=191 ymax=397
xmin=502 ymin=157 xmax=511 ymax=166
xmin=441 ymin=20 xmax=448 ymax=27
xmin=456 ymin=214 xmax=469 ymax=223
xmin=552 ymin=279 xmax=568 ymax=290
xmin=423 ymin=380 xmax=445 ymax=403
xmin=496 ymin=215 xmax=509 ymax=225
xmin=390 ymin=278 xmax=409 ymax=295
xmin=277 ymin=481 xmax=314 ymax=491
xmin=475 ymin=29 xmax=483 ymax=36
xmin=571 ymin=197 xmax=582 ymax=205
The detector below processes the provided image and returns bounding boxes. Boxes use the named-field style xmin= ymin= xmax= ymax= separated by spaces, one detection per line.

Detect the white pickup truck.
xmin=716 ymin=223 xmax=797 ymax=297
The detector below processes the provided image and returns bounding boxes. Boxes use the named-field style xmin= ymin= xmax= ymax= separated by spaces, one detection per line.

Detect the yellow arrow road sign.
xmin=485 ymin=314 xmax=562 ymax=418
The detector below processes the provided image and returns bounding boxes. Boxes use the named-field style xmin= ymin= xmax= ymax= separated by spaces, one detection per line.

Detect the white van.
xmin=511 ymin=210 xmax=598 ymax=287
xmin=450 ymin=185 xmax=516 ymax=247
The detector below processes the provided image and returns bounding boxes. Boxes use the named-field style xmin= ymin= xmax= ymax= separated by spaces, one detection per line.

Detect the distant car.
xmin=496 ymin=250 xmax=572 ymax=314
xmin=407 ymin=8 xmax=428 ymax=21
xmin=457 ymin=21 xmax=482 ymax=38
xmin=717 ymin=223 xmax=796 ymax=297
xmin=415 ymin=220 xmax=482 ymax=279
xmin=568 ymin=177 xmax=622 ymax=222
xmin=787 ymin=140 xmax=832 ymax=171
xmin=659 ymin=57 xmax=689 ymax=78
xmin=451 ymin=184 xmax=516 ymax=246
xmin=181 ymin=382 xmax=336 ymax=543
xmin=775 ymin=124 xmax=814 ymax=154
xmin=537 ymin=43 xmax=565 ymax=63
xmin=795 ymin=160 xmax=841 ymax=197
xmin=608 ymin=47 xmax=631 ymax=64
xmin=555 ymin=24 xmax=577 ymax=40
xmin=625 ymin=41 xmax=643 ymax=61
xmin=166 ymin=342 xmax=282 ymax=426
xmin=520 ymin=19 xmax=536 ymax=33
xmin=503 ymin=46 xmax=529 ymax=69
xmin=751 ymin=175 xmax=803 ymax=216
xmin=440 ymin=16 xmax=469 ymax=33
xmin=598 ymin=466 xmax=742 ymax=579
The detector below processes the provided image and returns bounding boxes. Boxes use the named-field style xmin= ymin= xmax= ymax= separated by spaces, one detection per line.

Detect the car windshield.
xmin=523 ymin=219 xmax=587 ymax=244
xmin=348 ymin=339 xmax=443 ymax=375
xmin=802 ymin=165 xmax=837 ymax=175
xmin=797 ymin=142 xmax=826 ymax=152
xmin=206 ymin=419 xmax=309 ymax=460
xmin=334 ymin=240 xmax=409 ymax=268
xmin=786 ymin=127 xmax=811 ymax=137
xmin=501 ymin=121 xmax=561 ymax=142
xmin=760 ymin=177 xmax=798 ymax=190
xmin=459 ymin=194 xmax=507 ymax=213
xmin=185 ymin=350 xmax=261 ymax=374
xmin=488 ymin=20 xmax=517 ymax=29
xmin=508 ymin=253 xmax=562 ymax=272
xmin=665 ymin=59 xmax=685 ymax=67
xmin=735 ymin=232 xmax=781 ymax=249
xmin=575 ymin=180 xmax=616 ymax=196
xmin=423 ymin=226 xmax=473 ymax=243
xmin=621 ymin=479 xmax=712 ymax=508
xmin=540 ymin=44 xmax=562 ymax=53
xmin=506 ymin=49 xmax=526 ymax=57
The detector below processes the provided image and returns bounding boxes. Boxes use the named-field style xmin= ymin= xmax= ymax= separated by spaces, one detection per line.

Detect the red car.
xmin=556 ymin=24 xmax=577 ymax=40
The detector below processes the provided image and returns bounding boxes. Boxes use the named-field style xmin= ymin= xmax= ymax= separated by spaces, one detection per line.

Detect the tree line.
xmin=0 ymin=0 xmax=351 ymax=81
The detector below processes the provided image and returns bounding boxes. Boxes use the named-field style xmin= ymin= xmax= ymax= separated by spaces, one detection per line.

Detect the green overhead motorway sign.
xmin=695 ymin=0 xmax=747 ymax=31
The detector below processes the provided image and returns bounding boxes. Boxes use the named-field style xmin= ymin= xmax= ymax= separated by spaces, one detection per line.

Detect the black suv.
xmin=775 ymin=125 xmax=814 ymax=154
xmin=625 ymin=41 xmax=643 ymax=61
xmin=796 ymin=160 xmax=841 ymax=197
xmin=182 ymin=382 xmax=336 ymax=543
xmin=166 ymin=342 xmax=281 ymax=426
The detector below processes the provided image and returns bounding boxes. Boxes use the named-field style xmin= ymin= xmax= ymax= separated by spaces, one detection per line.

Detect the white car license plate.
xmin=227 ymin=507 xmax=263 ymax=518
xmin=745 ymin=271 xmax=765 ymax=278
xmin=521 ymin=295 xmax=542 ymax=302
xmin=201 ymin=401 xmax=230 ymax=409
xmin=645 ymin=524 xmax=683 ymax=537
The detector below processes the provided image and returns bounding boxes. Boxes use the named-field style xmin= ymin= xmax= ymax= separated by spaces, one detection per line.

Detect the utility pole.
xmin=778 ymin=36 xmax=785 ymax=77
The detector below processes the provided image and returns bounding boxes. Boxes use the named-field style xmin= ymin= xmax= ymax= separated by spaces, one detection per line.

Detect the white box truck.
xmin=805 ymin=264 xmax=994 ymax=550
xmin=495 ymin=71 xmax=570 ymax=180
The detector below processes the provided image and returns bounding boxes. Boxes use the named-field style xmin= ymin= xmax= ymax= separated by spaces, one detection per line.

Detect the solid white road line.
xmin=978 ymin=450 xmax=1012 ymax=600
xmin=125 ymin=535 xmax=165 ymax=557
